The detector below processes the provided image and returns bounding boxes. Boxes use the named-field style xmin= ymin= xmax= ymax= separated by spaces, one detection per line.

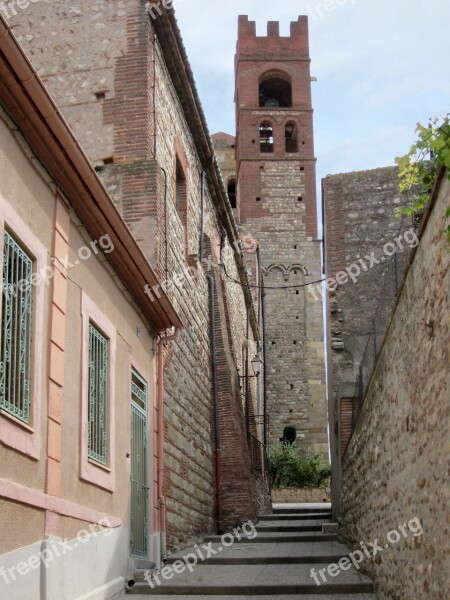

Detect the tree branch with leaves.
xmin=395 ymin=114 xmax=450 ymax=241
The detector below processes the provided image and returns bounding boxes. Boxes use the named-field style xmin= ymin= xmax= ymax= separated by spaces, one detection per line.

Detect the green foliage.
xmin=268 ymin=442 xmax=331 ymax=489
xmin=395 ymin=115 xmax=450 ymax=241
xmin=282 ymin=425 xmax=297 ymax=445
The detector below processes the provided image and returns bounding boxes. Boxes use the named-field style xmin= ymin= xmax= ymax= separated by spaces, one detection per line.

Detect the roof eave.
xmin=0 ymin=15 xmax=183 ymax=333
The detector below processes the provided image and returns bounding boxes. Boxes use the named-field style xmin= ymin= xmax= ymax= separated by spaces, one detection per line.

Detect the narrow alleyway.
xmin=120 ymin=504 xmax=377 ymax=599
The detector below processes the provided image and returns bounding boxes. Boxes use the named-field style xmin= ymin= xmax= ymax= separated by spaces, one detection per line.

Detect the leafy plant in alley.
xmin=395 ymin=114 xmax=450 ymax=241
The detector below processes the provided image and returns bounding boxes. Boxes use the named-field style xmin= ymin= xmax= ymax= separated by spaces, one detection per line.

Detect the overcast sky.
xmin=174 ymin=0 xmax=450 ymax=183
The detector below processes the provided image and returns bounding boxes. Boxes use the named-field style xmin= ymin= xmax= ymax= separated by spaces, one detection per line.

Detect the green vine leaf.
xmin=396 ymin=114 xmax=450 ymax=241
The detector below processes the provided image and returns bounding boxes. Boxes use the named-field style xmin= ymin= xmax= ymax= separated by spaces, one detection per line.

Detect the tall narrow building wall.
xmin=233 ymin=16 xmax=328 ymax=455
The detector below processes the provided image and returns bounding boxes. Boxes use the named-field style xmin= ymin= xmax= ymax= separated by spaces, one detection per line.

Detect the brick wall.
xmin=340 ymin=172 xmax=450 ymax=600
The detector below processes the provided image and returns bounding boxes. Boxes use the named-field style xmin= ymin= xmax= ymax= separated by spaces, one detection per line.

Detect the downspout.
xmin=261 ymin=276 xmax=269 ymax=450
xmin=156 ymin=328 xmax=180 ymax=563
xmin=152 ymin=32 xmax=157 ymax=160
xmin=199 ymin=172 xmax=205 ymax=264
xmin=206 ymin=273 xmax=223 ymax=533
xmin=160 ymin=168 xmax=169 ymax=282
xmin=245 ymin=307 xmax=250 ymax=440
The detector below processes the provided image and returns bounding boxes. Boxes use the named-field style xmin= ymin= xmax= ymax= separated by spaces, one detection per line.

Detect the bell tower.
xmin=235 ymin=16 xmax=328 ymax=456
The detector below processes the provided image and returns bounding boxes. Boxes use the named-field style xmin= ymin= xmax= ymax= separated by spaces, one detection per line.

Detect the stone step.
xmin=259 ymin=513 xmax=332 ymax=521
xmin=256 ymin=520 xmax=330 ymax=532
xmin=129 ymin=563 xmax=374 ymax=595
xmin=256 ymin=524 xmax=325 ymax=533
xmin=272 ymin=507 xmax=331 ymax=515
xmin=202 ymin=532 xmax=339 ymax=544
xmin=125 ymin=595 xmax=378 ymax=600
xmin=164 ymin=540 xmax=350 ymax=567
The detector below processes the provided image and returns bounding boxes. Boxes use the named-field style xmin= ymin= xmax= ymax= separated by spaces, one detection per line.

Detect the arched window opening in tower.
xmin=285 ymin=122 xmax=298 ymax=153
xmin=227 ymin=179 xmax=237 ymax=209
xmin=259 ymin=75 xmax=292 ymax=108
xmin=260 ymin=122 xmax=274 ymax=153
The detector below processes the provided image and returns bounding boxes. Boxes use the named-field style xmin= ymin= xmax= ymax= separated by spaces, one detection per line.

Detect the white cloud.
xmin=174 ymin=0 xmax=450 ymax=178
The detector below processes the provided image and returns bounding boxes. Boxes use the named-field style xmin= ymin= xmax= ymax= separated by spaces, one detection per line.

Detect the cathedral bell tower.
xmin=234 ymin=16 xmax=328 ymax=456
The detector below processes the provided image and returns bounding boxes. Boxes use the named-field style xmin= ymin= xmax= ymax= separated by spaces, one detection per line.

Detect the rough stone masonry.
xmin=340 ymin=172 xmax=450 ymax=600
xmin=215 ymin=16 xmax=328 ymax=457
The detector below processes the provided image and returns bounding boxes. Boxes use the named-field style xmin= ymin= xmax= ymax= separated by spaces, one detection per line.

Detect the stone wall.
xmin=323 ymin=167 xmax=411 ymax=400
xmin=322 ymin=166 xmax=412 ymax=516
xmin=257 ymin=161 xmax=326 ymax=454
xmin=272 ymin=487 xmax=331 ymax=504
xmin=211 ymin=132 xmax=237 ymax=210
xmin=340 ymin=171 xmax=450 ymax=600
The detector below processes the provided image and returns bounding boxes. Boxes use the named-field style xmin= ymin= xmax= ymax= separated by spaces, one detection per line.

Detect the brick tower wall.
xmin=234 ymin=16 xmax=328 ymax=455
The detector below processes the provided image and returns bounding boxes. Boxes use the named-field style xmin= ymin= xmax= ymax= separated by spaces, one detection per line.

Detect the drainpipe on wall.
xmin=160 ymin=167 xmax=169 ymax=282
xmin=206 ymin=273 xmax=223 ymax=533
xmin=245 ymin=307 xmax=250 ymax=440
xmin=261 ymin=277 xmax=269 ymax=450
xmin=156 ymin=328 xmax=180 ymax=563
xmin=152 ymin=31 xmax=157 ymax=160
xmin=199 ymin=172 xmax=205 ymax=264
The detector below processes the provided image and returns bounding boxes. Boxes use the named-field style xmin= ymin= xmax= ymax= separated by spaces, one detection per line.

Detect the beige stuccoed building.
xmin=0 ymin=14 xmax=183 ymax=599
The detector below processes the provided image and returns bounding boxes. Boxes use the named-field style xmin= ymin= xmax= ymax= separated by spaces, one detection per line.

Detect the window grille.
xmin=0 ymin=231 xmax=33 ymax=424
xmin=88 ymin=323 xmax=108 ymax=465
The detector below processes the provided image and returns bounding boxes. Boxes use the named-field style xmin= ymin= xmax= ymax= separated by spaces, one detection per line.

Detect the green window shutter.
xmin=0 ymin=231 xmax=33 ymax=424
xmin=88 ymin=323 xmax=108 ymax=465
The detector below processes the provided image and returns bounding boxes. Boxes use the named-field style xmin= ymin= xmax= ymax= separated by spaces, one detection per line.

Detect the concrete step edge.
xmin=258 ymin=514 xmax=332 ymax=521
xmin=256 ymin=524 xmax=322 ymax=533
xmin=124 ymin=593 xmax=378 ymax=600
xmin=151 ymin=554 xmax=348 ymax=568
xmin=129 ymin=582 xmax=375 ymax=595
xmin=272 ymin=510 xmax=332 ymax=515
xmin=202 ymin=534 xmax=339 ymax=543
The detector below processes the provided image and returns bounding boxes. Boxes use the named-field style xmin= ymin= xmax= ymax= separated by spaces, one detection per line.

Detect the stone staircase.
xmin=124 ymin=504 xmax=378 ymax=598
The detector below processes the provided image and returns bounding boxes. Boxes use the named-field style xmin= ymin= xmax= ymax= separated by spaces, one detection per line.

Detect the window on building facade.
xmin=260 ymin=122 xmax=274 ymax=153
xmin=80 ymin=292 xmax=116 ymax=490
xmin=259 ymin=74 xmax=292 ymax=108
xmin=227 ymin=179 xmax=237 ymax=209
xmin=88 ymin=323 xmax=109 ymax=466
xmin=285 ymin=122 xmax=298 ymax=153
xmin=176 ymin=156 xmax=187 ymax=218
xmin=175 ymin=154 xmax=189 ymax=255
xmin=0 ymin=230 xmax=33 ymax=425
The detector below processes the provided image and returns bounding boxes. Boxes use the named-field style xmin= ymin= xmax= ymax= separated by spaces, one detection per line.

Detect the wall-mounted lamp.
xmin=240 ymin=353 xmax=263 ymax=379
xmin=250 ymin=353 xmax=263 ymax=377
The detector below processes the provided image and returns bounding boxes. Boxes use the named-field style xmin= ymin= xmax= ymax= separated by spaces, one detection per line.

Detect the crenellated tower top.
xmin=237 ymin=15 xmax=310 ymax=58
